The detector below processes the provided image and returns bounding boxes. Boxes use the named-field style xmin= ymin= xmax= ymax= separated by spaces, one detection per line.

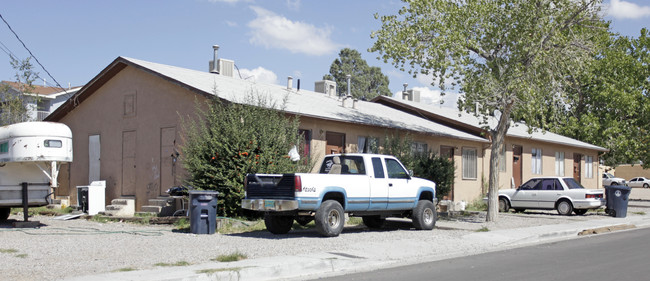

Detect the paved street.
xmin=313 ymin=226 xmax=650 ymax=281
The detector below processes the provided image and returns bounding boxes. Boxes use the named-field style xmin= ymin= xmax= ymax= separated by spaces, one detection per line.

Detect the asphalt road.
xmin=313 ymin=227 xmax=650 ymax=281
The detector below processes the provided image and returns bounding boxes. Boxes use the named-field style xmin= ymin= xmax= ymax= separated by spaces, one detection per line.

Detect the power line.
xmin=0 ymin=12 xmax=68 ymax=95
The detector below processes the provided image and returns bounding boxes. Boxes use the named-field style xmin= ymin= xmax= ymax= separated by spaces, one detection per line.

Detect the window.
xmin=520 ymin=178 xmax=542 ymax=190
xmin=385 ymin=158 xmax=409 ymax=179
xmin=44 ymin=139 xmax=62 ymax=148
xmin=462 ymin=147 xmax=477 ymax=179
xmin=585 ymin=155 xmax=593 ymax=178
xmin=357 ymin=136 xmax=378 ymax=153
xmin=563 ymin=178 xmax=585 ymax=189
xmin=371 ymin=157 xmax=385 ymax=178
xmin=319 ymin=155 xmax=366 ymax=175
xmin=411 ymin=141 xmax=428 ymax=155
xmin=0 ymin=142 xmax=7 ymax=153
xmin=531 ymin=148 xmax=542 ymax=175
xmin=555 ymin=151 xmax=565 ymax=176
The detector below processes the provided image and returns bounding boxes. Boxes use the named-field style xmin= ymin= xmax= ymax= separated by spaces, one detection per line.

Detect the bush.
xmin=381 ymin=131 xmax=455 ymax=201
xmin=182 ymin=94 xmax=310 ymax=217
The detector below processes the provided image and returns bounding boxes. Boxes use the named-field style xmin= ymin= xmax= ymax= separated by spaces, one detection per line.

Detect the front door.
xmin=160 ymin=127 xmax=176 ymax=196
xmin=512 ymin=145 xmax=523 ymax=187
xmin=88 ymin=135 xmax=101 ymax=183
xmin=122 ymin=131 xmax=136 ymax=196
xmin=573 ymin=153 xmax=582 ymax=183
xmin=368 ymin=157 xmax=388 ymax=210
xmin=440 ymin=145 xmax=454 ymax=200
xmin=325 ymin=131 xmax=345 ymax=154
xmin=510 ymin=178 xmax=541 ymax=208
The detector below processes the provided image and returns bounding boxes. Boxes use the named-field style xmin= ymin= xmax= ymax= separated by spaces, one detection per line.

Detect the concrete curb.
xmin=67 ymin=214 xmax=650 ymax=281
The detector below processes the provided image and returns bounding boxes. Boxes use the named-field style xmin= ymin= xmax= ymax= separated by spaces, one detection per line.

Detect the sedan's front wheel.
xmin=556 ymin=200 xmax=574 ymax=216
xmin=498 ymin=197 xmax=510 ymax=212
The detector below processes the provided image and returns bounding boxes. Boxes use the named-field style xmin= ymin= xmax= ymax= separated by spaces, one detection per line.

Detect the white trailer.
xmin=0 ymin=122 xmax=73 ymax=222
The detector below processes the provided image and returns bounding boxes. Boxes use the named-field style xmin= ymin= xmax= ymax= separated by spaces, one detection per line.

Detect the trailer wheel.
xmin=0 ymin=207 xmax=10 ymax=222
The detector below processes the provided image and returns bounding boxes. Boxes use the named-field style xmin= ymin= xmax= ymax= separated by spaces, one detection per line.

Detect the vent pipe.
xmin=402 ymin=83 xmax=408 ymax=100
xmin=287 ymin=76 xmax=293 ymax=90
xmin=346 ymin=74 xmax=351 ymax=97
xmin=210 ymin=45 xmax=220 ymax=74
xmin=297 ymin=79 xmax=300 ymax=91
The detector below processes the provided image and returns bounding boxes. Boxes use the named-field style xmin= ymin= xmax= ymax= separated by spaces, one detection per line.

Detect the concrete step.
xmin=147 ymin=198 xmax=173 ymax=207
xmin=141 ymin=205 xmax=162 ymax=213
xmin=103 ymin=198 xmax=135 ymax=217
xmin=111 ymin=198 xmax=133 ymax=206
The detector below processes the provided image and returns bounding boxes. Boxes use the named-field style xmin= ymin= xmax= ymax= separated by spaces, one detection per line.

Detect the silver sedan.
xmin=497 ymin=177 xmax=605 ymax=216
xmin=628 ymin=177 xmax=650 ymax=188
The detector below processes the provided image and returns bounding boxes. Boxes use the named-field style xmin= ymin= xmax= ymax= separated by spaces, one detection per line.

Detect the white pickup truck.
xmin=242 ymin=153 xmax=437 ymax=237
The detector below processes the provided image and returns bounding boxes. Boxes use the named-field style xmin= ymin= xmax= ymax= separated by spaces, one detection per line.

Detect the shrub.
xmin=181 ymin=93 xmax=310 ymax=217
xmin=381 ymin=131 xmax=455 ymax=201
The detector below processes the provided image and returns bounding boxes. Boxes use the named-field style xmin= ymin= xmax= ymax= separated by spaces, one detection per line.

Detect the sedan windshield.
xmin=562 ymin=178 xmax=585 ymax=189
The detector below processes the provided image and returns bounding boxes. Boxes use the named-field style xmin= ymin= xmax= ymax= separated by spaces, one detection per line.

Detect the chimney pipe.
xmin=211 ymin=45 xmax=220 ymax=74
xmin=297 ymin=79 xmax=300 ymax=91
xmin=287 ymin=76 xmax=293 ymax=90
xmin=402 ymin=83 xmax=408 ymax=100
xmin=346 ymin=74 xmax=351 ymax=97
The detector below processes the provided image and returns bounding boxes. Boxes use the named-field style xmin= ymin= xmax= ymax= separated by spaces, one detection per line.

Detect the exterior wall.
xmin=486 ymin=137 xmax=602 ymax=192
xmin=59 ymin=66 xmax=202 ymax=210
xmin=613 ymin=164 xmax=650 ymax=181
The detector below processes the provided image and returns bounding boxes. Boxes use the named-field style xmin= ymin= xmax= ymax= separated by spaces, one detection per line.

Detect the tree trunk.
xmin=486 ymin=106 xmax=513 ymax=222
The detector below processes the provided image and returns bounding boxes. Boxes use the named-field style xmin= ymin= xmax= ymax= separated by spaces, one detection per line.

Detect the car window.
xmin=520 ymin=179 xmax=542 ymax=190
xmin=385 ymin=158 xmax=409 ymax=179
xmin=541 ymin=179 xmax=555 ymax=190
xmin=371 ymin=157 xmax=385 ymax=179
xmin=562 ymin=178 xmax=585 ymax=189
xmin=631 ymin=178 xmax=637 ymax=182
xmin=319 ymin=156 xmax=366 ymax=175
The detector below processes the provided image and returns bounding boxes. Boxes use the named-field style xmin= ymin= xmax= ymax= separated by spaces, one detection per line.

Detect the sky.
xmin=0 ymin=0 xmax=648 ymax=108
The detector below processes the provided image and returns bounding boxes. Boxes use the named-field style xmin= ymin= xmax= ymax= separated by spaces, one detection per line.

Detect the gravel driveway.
xmin=3 ymin=206 xmax=640 ymax=281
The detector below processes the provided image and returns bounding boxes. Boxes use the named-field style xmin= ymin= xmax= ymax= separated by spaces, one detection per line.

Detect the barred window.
xmin=462 ymin=147 xmax=477 ymax=180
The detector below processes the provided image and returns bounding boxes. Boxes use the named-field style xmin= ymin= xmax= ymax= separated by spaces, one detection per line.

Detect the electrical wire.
xmin=0 ymin=13 xmax=68 ymax=95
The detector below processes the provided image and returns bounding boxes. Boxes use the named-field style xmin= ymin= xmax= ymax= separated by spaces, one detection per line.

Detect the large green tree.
xmin=556 ymin=29 xmax=650 ymax=167
xmin=324 ymin=48 xmax=391 ymax=100
xmin=0 ymin=57 xmax=38 ymax=125
xmin=371 ymin=0 xmax=608 ymax=221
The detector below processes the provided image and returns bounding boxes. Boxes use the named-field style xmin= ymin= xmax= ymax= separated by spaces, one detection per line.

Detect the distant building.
xmin=1 ymin=81 xmax=81 ymax=122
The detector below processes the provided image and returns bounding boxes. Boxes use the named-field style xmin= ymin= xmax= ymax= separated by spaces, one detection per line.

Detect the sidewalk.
xmin=68 ymin=212 xmax=650 ymax=281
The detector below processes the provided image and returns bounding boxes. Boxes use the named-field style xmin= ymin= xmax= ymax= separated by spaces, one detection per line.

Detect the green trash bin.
xmin=605 ymin=185 xmax=631 ymax=218
xmin=189 ymin=190 xmax=219 ymax=234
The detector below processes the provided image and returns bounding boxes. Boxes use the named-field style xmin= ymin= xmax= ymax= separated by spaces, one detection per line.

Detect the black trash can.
xmin=604 ymin=185 xmax=631 ymax=218
xmin=189 ymin=190 xmax=219 ymax=234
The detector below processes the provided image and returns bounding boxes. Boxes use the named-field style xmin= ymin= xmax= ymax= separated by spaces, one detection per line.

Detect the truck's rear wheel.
xmin=362 ymin=216 xmax=385 ymax=229
xmin=315 ymin=200 xmax=344 ymax=237
xmin=412 ymin=200 xmax=436 ymax=230
xmin=0 ymin=207 xmax=9 ymax=222
xmin=264 ymin=215 xmax=293 ymax=234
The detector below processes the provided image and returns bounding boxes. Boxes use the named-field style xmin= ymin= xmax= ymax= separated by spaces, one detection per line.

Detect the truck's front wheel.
xmin=264 ymin=214 xmax=293 ymax=235
xmin=315 ymin=200 xmax=344 ymax=237
xmin=412 ymin=200 xmax=436 ymax=230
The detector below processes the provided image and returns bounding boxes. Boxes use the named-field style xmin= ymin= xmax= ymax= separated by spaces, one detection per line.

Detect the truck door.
xmin=384 ymin=158 xmax=412 ymax=210
xmin=368 ymin=157 xmax=388 ymax=210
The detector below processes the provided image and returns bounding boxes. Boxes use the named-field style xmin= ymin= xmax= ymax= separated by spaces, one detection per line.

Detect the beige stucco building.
xmin=45 ymin=54 xmax=608 ymax=212
xmin=47 ymin=56 xmax=493 ymax=211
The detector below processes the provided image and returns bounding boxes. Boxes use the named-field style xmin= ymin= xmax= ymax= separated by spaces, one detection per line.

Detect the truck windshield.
xmin=319 ymin=156 xmax=366 ymax=175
